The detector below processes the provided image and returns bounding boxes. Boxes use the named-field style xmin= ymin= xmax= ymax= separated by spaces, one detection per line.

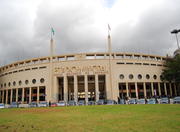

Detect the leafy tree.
xmin=162 ymin=54 xmax=180 ymax=94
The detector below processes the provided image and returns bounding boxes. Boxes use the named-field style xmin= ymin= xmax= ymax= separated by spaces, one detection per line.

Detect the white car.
xmin=38 ymin=102 xmax=48 ymax=107
xmin=0 ymin=103 xmax=5 ymax=109
xmin=57 ymin=101 xmax=66 ymax=106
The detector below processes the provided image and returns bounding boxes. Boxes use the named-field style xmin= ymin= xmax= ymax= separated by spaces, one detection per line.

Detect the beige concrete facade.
xmin=0 ymin=52 xmax=179 ymax=104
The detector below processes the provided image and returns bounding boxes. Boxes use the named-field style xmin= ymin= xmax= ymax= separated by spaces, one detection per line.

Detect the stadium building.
xmin=0 ymin=33 xmax=179 ymax=104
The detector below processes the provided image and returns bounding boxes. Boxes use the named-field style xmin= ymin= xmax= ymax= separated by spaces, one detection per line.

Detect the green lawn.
xmin=0 ymin=104 xmax=180 ymax=132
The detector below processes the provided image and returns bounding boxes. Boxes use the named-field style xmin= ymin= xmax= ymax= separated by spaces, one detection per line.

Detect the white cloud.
xmin=0 ymin=0 xmax=180 ymax=66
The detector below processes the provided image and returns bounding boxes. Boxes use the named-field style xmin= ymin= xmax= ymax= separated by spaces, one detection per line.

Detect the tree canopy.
xmin=162 ymin=54 xmax=180 ymax=84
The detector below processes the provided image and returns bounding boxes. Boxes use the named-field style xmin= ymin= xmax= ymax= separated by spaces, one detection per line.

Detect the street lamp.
xmin=171 ymin=29 xmax=180 ymax=49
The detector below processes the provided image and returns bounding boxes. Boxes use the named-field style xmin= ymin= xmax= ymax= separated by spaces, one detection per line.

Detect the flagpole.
xmin=49 ymin=28 xmax=55 ymax=103
xmin=107 ymin=24 xmax=113 ymax=100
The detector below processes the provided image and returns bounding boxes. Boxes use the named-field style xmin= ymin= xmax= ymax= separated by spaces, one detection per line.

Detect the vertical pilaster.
xmin=126 ymin=82 xmax=129 ymax=98
xmin=6 ymin=90 xmax=8 ymax=104
xmin=2 ymin=90 xmax=4 ymax=103
xmin=74 ymin=75 xmax=78 ymax=103
xmin=85 ymin=75 xmax=88 ymax=104
xmin=22 ymin=88 xmax=24 ymax=103
xmin=37 ymin=87 xmax=39 ymax=103
xmin=158 ymin=82 xmax=161 ymax=97
xmin=10 ymin=89 xmax=13 ymax=104
xmin=0 ymin=91 xmax=2 ymax=103
xmin=135 ymin=82 xmax=139 ymax=99
xmin=151 ymin=82 xmax=154 ymax=96
xmin=64 ymin=75 xmax=68 ymax=103
xmin=164 ymin=83 xmax=167 ymax=96
xmin=16 ymin=88 xmax=18 ymax=102
xmin=95 ymin=74 xmax=99 ymax=102
xmin=29 ymin=87 xmax=32 ymax=103
xmin=143 ymin=82 xmax=147 ymax=98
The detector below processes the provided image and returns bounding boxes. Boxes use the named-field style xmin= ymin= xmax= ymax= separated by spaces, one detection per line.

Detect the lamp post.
xmin=171 ymin=29 xmax=180 ymax=49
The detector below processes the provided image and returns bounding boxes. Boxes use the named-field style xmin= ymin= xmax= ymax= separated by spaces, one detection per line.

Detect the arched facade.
xmin=0 ymin=52 xmax=179 ymax=104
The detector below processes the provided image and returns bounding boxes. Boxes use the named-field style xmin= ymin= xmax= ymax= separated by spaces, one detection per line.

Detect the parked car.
xmin=119 ymin=99 xmax=126 ymax=104
xmin=56 ymin=101 xmax=67 ymax=106
xmin=68 ymin=100 xmax=76 ymax=106
xmin=38 ymin=102 xmax=48 ymax=107
xmin=10 ymin=102 xmax=19 ymax=108
xmin=19 ymin=103 xmax=29 ymax=108
xmin=50 ymin=103 xmax=57 ymax=107
xmin=97 ymin=99 xmax=105 ymax=105
xmin=106 ymin=100 xmax=117 ymax=105
xmin=160 ymin=97 xmax=169 ymax=104
xmin=88 ymin=101 xmax=95 ymax=105
xmin=128 ymin=98 xmax=137 ymax=104
xmin=78 ymin=100 xmax=85 ymax=106
xmin=137 ymin=99 xmax=146 ymax=104
xmin=4 ymin=104 xmax=11 ymax=108
xmin=29 ymin=102 xmax=37 ymax=107
xmin=0 ymin=103 xmax=5 ymax=109
xmin=147 ymin=98 xmax=157 ymax=104
xmin=173 ymin=96 xmax=180 ymax=104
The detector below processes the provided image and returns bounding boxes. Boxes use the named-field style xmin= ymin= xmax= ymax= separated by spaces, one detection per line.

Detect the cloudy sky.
xmin=0 ymin=0 xmax=180 ymax=66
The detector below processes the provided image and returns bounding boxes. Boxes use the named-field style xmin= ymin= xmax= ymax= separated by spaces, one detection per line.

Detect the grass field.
xmin=0 ymin=104 xmax=180 ymax=132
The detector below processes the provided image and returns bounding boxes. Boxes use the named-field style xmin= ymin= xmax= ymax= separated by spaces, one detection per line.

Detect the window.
xmin=40 ymin=78 xmax=45 ymax=83
xmin=129 ymin=74 xmax=134 ymax=79
xmin=13 ymin=81 xmax=16 ymax=86
xmin=153 ymin=75 xmax=157 ymax=80
xmin=4 ymin=83 xmax=6 ymax=87
xmin=8 ymin=82 xmax=11 ymax=87
xmin=119 ymin=74 xmax=124 ymax=79
xmin=19 ymin=80 xmax=22 ymax=86
xmin=146 ymin=74 xmax=150 ymax=79
xmin=138 ymin=74 xmax=142 ymax=79
xmin=25 ymin=80 xmax=29 ymax=85
xmin=32 ymin=79 xmax=36 ymax=84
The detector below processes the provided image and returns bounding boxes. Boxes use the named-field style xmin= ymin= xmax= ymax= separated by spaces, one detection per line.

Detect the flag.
xmin=51 ymin=28 xmax=55 ymax=35
xmin=108 ymin=24 xmax=111 ymax=31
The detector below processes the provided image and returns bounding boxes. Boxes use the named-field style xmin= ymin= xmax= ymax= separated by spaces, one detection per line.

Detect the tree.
xmin=162 ymin=54 xmax=180 ymax=94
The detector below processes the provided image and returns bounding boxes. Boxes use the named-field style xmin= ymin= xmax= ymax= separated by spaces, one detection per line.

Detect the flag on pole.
xmin=51 ymin=28 xmax=55 ymax=35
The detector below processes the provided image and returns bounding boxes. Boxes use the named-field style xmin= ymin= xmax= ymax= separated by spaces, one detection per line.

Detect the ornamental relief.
xmin=54 ymin=65 xmax=108 ymax=75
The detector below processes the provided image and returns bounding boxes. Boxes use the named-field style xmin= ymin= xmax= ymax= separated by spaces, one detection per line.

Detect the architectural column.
xmin=85 ymin=75 xmax=88 ymax=104
xmin=151 ymin=82 xmax=154 ymax=96
xmin=74 ymin=75 xmax=78 ymax=103
xmin=37 ymin=87 xmax=39 ymax=103
xmin=0 ymin=91 xmax=2 ymax=103
xmin=63 ymin=75 xmax=68 ymax=102
xmin=2 ymin=90 xmax=4 ymax=103
xmin=29 ymin=87 xmax=32 ymax=103
xmin=164 ymin=83 xmax=167 ymax=96
xmin=174 ymin=83 xmax=177 ymax=96
xmin=135 ymin=82 xmax=139 ymax=99
xmin=143 ymin=83 xmax=147 ymax=98
xmin=16 ymin=88 xmax=18 ymax=102
xmin=158 ymin=82 xmax=161 ymax=97
xmin=95 ymin=74 xmax=99 ymax=102
xmin=126 ymin=82 xmax=129 ymax=99
xmin=22 ymin=88 xmax=24 ymax=103
xmin=6 ymin=90 xmax=8 ymax=104
xmin=10 ymin=89 xmax=13 ymax=104
xmin=169 ymin=83 xmax=172 ymax=97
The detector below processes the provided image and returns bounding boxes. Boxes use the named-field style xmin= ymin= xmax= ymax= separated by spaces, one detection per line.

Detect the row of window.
xmin=116 ymin=62 xmax=165 ymax=67
xmin=0 ymin=66 xmax=47 ymax=78
xmin=119 ymin=74 xmax=161 ymax=80
xmin=0 ymin=78 xmax=45 ymax=88
xmin=0 ymin=53 xmax=165 ymax=73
